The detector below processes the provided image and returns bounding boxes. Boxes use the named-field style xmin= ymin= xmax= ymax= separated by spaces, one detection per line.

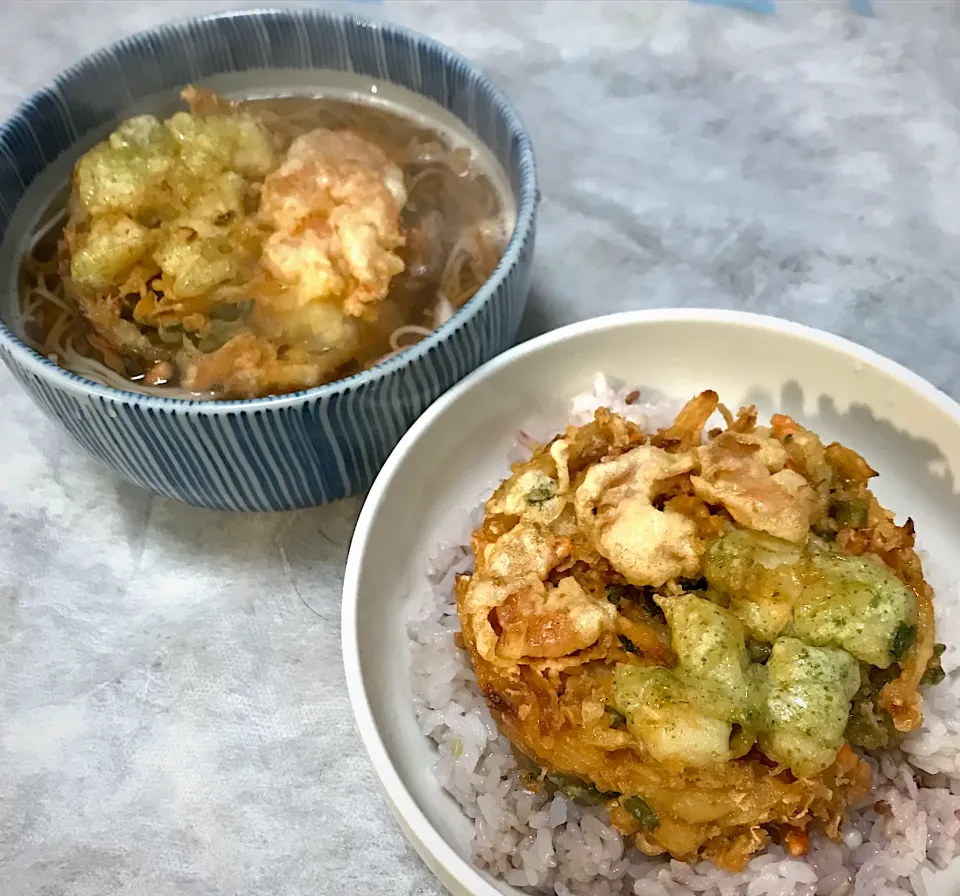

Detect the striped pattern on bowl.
xmin=0 ymin=9 xmax=537 ymax=510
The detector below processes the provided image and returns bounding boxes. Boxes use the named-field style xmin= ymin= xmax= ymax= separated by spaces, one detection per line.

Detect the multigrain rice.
xmin=408 ymin=375 xmax=960 ymax=896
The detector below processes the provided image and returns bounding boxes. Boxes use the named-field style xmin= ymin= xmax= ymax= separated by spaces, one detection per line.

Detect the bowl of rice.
xmin=342 ymin=309 xmax=960 ymax=896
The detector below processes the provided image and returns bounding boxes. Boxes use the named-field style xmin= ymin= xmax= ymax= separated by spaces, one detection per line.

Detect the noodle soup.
xmin=18 ymin=87 xmax=512 ymax=400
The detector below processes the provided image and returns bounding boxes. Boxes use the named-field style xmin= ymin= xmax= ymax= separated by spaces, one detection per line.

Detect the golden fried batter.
xmin=259 ymin=128 xmax=406 ymax=319
xmin=60 ymin=88 xmax=408 ymax=398
xmin=457 ymin=396 xmax=937 ymax=870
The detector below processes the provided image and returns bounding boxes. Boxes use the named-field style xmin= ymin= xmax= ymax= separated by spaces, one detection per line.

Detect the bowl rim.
xmin=0 ymin=6 xmax=538 ymax=413
xmin=341 ymin=307 xmax=960 ymax=896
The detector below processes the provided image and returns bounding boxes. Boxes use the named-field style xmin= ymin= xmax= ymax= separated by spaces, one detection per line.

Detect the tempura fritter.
xmin=456 ymin=392 xmax=937 ymax=870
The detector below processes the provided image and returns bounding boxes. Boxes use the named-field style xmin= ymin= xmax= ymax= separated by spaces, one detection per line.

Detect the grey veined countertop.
xmin=3 ymin=1 xmax=960 ymax=893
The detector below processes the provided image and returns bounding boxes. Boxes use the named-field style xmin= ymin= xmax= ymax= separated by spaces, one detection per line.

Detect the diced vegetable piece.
xmin=846 ymin=694 xmax=894 ymax=750
xmin=619 ymin=635 xmax=642 ymax=655
xmin=623 ymin=796 xmax=659 ymax=830
xmin=747 ymin=640 xmax=772 ymax=665
xmin=678 ymin=577 xmax=708 ymax=592
xmin=606 ymin=584 xmax=626 ymax=605
xmin=545 ymin=772 xmax=614 ymax=806
xmin=526 ymin=480 xmax=558 ymax=505
xmin=890 ymin=623 xmax=916 ymax=661
xmin=920 ymin=643 xmax=947 ymax=687
xmin=834 ymin=498 xmax=869 ymax=528
xmin=784 ymin=828 xmax=811 ymax=858
xmin=605 ymin=705 xmax=628 ymax=729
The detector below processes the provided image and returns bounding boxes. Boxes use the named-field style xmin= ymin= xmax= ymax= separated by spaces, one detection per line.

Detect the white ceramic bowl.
xmin=342 ymin=309 xmax=960 ymax=896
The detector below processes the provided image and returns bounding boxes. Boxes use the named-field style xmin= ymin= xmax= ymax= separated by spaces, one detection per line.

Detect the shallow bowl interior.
xmin=344 ymin=309 xmax=960 ymax=896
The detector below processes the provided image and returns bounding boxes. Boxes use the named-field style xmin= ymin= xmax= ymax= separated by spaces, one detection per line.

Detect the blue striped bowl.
xmin=0 ymin=8 xmax=537 ymax=511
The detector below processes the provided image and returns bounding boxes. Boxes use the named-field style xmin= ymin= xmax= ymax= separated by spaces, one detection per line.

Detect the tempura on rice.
xmin=454 ymin=390 xmax=940 ymax=872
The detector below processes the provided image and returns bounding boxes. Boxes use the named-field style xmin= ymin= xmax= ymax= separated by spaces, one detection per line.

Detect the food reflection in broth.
xmin=18 ymin=87 xmax=510 ymax=399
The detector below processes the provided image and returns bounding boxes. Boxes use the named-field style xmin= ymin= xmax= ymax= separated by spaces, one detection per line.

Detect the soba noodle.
xmin=17 ymin=90 xmax=509 ymax=400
